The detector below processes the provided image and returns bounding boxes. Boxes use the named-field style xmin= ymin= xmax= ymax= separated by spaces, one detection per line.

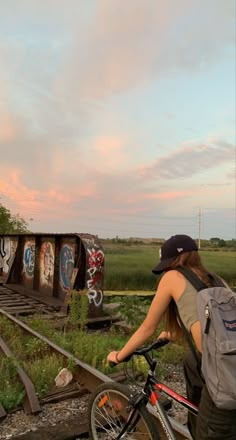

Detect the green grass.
xmin=0 ymin=316 xmax=65 ymax=410
xmin=103 ymin=245 xmax=236 ymax=290
xmin=200 ymin=250 xmax=236 ymax=284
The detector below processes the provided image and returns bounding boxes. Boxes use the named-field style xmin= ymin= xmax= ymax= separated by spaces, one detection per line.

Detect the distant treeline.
xmin=101 ymin=237 xmax=236 ymax=249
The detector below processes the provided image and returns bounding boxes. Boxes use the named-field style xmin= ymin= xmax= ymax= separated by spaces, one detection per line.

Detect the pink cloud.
xmin=54 ymin=0 xmax=234 ymax=105
xmin=0 ymin=114 xmax=16 ymax=142
xmin=144 ymin=191 xmax=191 ymax=200
xmin=56 ymin=0 xmax=192 ymax=101
xmin=0 ymin=168 xmax=99 ymax=224
xmin=92 ymin=135 xmax=129 ymax=170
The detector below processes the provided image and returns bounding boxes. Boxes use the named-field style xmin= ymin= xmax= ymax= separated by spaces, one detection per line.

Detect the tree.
xmin=0 ymin=204 xmax=29 ymax=233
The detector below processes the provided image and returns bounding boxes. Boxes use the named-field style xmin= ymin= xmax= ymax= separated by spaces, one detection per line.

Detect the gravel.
xmin=0 ymin=396 xmax=89 ymax=439
xmin=0 ymin=363 xmax=187 ymax=439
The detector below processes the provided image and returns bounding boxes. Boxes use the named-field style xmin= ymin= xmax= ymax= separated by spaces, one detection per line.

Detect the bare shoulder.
xmin=159 ymin=270 xmax=185 ymax=284
xmin=158 ymin=270 xmax=186 ymax=298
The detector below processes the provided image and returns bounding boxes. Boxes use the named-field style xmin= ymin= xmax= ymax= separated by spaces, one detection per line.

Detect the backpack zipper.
xmin=205 ymin=305 xmax=211 ymax=334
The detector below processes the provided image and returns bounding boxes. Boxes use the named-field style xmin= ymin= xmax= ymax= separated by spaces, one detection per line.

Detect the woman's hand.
xmin=158 ymin=331 xmax=176 ymax=341
xmin=107 ymin=351 xmax=120 ymax=364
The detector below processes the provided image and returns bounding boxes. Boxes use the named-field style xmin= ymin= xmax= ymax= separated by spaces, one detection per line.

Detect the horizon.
xmin=0 ymin=1 xmax=235 ymax=240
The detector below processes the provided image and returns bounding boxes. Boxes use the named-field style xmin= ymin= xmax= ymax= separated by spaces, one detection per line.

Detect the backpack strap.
xmin=174 ymin=267 xmax=225 ymax=380
xmin=174 ymin=267 xmax=206 ymax=380
xmin=175 ymin=267 xmax=207 ymax=291
xmin=176 ymin=266 xmax=225 ymax=289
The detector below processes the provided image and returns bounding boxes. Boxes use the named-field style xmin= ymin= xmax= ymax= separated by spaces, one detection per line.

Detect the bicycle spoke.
xmin=94 ymin=408 xmax=118 ymax=437
xmin=89 ymin=383 xmax=158 ymax=439
xmin=94 ymin=391 xmax=127 ymax=437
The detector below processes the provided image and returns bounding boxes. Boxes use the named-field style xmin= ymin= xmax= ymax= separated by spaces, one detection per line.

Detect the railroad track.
xmin=0 ymin=284 xmax=60 ymax=316
xmin=0 ymin=308 xmax=191 ymax=440
xmin=0 ymin=284 xmax=119 ymax=331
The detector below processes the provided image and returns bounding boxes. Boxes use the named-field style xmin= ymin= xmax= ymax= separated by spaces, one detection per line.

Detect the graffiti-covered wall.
xmin=0 ymin=236 xmax=18 ymax=275
xmin=22 ymin=239 xmax=35 ymax=287
xmin=1 ymin=233 xmax=104 ymax=318
xmin=83 ymin=237 xmax=104 ymax=310
xmin=59 ymin=241 xmax=75 ymax=292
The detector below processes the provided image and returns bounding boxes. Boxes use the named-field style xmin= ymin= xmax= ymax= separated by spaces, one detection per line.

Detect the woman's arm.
xmin=107 ymin=273 xmax=173 ymax=364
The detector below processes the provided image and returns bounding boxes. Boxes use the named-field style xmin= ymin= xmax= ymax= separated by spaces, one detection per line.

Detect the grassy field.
xmin=103 ymin=243 xmax=236 ymax=291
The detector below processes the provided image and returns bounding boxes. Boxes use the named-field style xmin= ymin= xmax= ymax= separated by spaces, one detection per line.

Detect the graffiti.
xmin=88 ymin=249 xmax=104 ymax=269
xmin=87 ymin=289 xmax=103 ymax=307
xmin=86 ymin=248 xmax=104 ymax=306
xmin=82 ymin=237 xmax=97 ymax=247
xmin=0 ymin=237 xmax=17 ymax=274
xmin=40 ymin=241 xmax=54 ymax=286
xmin=87 ymin=272 xmax=101 ymax=289
xmin=60 ymin=244 xmax=75 ymax=290
xmin=0 ymin=237 xmax=10 ymax=272
xmin=23 ymin=241 xmax=35 ymax=278
xmin=0 ymin=237 xmax=7 ymax=258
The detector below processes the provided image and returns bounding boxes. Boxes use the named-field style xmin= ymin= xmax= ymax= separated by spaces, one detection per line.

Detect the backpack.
xmin=176 ymin=267 xmax=236 ymax=409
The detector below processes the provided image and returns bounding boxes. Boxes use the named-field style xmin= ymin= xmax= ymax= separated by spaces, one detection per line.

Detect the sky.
xmin=0 ymin=0 xmax=235 ymax=240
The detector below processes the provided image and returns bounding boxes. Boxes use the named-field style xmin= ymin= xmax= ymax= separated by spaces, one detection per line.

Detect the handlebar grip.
xmin=108 ymin=361 xmax=117 ymax=368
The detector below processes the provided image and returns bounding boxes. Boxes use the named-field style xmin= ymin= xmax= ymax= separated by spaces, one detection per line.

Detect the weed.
xmin=0 ymin=384 xmax=25 ymax=412
xmin=24 ymin=354 xmax=63 ymax=398
xmin=24 ymin=337 xmax=49 ymax=359
xmin=63 ymin=289 xmax=88 ymax=337
xmin=111 ymin=295 xmax=151 ymax=329
xmin=25 ymin=317 xmax=54 ymax=339
xmin=68 ymin=289 xmax=88 ymax=330
xmin=1 ymin=356 xmax=18 ymax=379
xmin=0 ymin=356 xmax=25 ymax=411
xmin=66 ymin=356 xmax=76 ymax=373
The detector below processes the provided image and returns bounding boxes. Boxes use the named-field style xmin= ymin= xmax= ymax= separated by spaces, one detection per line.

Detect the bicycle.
xmin=88 ymin=338 xmax=198 ymax=439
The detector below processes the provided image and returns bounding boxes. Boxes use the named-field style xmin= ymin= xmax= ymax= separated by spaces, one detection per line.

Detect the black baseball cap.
xmin=152 ymin=234 xmax=198 ymax=275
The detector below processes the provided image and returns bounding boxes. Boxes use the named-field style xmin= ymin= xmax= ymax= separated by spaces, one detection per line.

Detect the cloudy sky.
xmin=0 ymin=0 xmax=235 ymax=240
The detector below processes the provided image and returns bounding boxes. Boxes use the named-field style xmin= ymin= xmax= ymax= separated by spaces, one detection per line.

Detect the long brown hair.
xmin=162 ymin=250 xmax=215 ymax=339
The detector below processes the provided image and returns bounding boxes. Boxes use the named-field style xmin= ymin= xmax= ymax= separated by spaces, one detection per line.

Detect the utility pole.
xmin=198 ymin=208 xmax=201 ymax=249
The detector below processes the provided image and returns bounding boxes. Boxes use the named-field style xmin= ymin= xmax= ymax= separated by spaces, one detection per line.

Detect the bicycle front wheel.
xmin=88 ymin=382 xmax=159 ymax=439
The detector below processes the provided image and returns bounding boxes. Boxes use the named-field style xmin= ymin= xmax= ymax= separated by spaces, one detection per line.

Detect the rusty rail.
xmin=0 ymin=402 xmax=6 ymax=421
xmin=0 ymin=308 xmax=191 ymax=439
xmin=0 ymin=336 xmax=41 ymax=415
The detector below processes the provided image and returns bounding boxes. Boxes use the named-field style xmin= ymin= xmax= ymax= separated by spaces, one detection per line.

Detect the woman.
xmin=107 ymin=234 xmax=236 ymax=439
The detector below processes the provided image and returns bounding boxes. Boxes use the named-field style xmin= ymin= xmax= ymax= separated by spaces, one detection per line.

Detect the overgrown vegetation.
xmin=66 ymin=289 xmax=88 ymax=330
xmin=0 ymin=356 xmax=25 ymax=411
xmin=0 ymin=315 xmax=63 ymax=410
xmin=2 ymin=242 xmax=234 ymax=412
xmin=103 ymin=244 xmax=236 ymax=290
xmin=0 ymin=289 xmax=185 ymax=411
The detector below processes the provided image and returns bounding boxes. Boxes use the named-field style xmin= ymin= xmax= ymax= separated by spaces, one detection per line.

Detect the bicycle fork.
xmin=149 ymin=388 xmax=176 ymax=440
xmin=114 ymin=392 xmax=147 ymax=439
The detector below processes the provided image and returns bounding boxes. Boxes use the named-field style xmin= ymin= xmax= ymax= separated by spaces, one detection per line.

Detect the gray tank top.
xmin=176 ymin=279 xmax=198 ymax=331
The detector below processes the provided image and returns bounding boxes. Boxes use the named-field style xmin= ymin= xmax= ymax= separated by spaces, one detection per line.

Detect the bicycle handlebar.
xmin=108 ymin=338 xmax=169 ymax=368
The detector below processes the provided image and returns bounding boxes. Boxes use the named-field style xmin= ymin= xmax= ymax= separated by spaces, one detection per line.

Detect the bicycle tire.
xmin=88 ymin=381 xmax=160 ymax=439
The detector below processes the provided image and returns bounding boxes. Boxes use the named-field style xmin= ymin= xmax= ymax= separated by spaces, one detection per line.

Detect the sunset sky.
xmin=0 ymin=0 xmax=235 ymax=240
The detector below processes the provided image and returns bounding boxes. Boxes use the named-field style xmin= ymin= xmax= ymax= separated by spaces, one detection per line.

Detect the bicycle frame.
xmin=107 ymin=339 xmax=199 ymax=439
xmin=117 ymin=369 xmax=198 ymax=440
xmin=118 ymin=356 xmax=198 ymax=440
xmin=148 ymin=374 xmax=198 ymax=440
